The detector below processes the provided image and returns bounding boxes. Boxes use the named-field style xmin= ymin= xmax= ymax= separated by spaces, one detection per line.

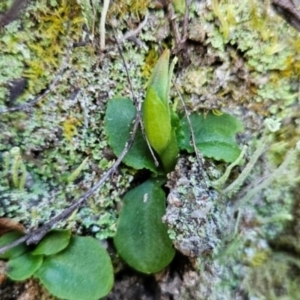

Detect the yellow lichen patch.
xmin=285 ymin=37 xmax=300 ymax=76
xmin=141 ymin=49 xmax=159 ymax=79
xmin=24 ymin=59 xmax=47 ymax=80
xmin=108 ymin=0 xmax=150 ymax=19
xmin=279 ymin=56 xmax=294 ymax=78
xmin=63 ymin=116 xmax=82 ymax=141
xmin=23 ymin=0 xmax=85 ymax=94
xmin=248 ymin=250 xmax=270 ymax=267
xmin=129 ymin=0 xmax=150 ymax=18
xmin=248 ymin=0 xmax=271 ymax=41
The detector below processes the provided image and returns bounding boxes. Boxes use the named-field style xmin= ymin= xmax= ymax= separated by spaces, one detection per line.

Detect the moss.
xmin=0 ymin=0 xmax=85 ymax=105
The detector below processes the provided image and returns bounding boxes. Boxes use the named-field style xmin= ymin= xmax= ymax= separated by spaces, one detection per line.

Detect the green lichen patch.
xmin=0 ymin=0 xmax=151 ymax=239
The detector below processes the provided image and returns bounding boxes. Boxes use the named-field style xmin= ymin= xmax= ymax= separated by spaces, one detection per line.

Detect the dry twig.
xmin=0 ymin=0 xmax=28 ymax=28
xmin=272 ymin=0 xmax=300 ymax=31
xmin=168 ymin=0 xmax=189 ymax=54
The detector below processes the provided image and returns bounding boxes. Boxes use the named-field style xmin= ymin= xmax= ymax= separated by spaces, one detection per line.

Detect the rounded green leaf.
xmin=143 ymin=87 xmax=172 ymax=155
xmin=35 ymin=236 xmax=114 ymax=300
xmin=114 ymin=180 xmax=175 ymax=274
xmin=31 ymin=229 xmax=71 ymax=256
xmin=0 ymin=231 xmax=28 ymax=259
xmin=7 ymin=252 xmax=43 ymax=281
xmin=104 ymin=97 xmax=156 ymax=172
xmin=178 ymin=112 xmax=244 ymax=162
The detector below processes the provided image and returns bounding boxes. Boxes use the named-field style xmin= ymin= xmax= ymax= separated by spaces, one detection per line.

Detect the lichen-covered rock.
xmin=164 ymin=156 xmax=228 ymax=257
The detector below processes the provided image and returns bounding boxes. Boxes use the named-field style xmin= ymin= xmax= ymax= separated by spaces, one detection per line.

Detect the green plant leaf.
xmin=0 ymin=231 xmax=28 ymax=259
xmin=178 ymin=111 xmax=244 ymax=162
xmin=114 ymin=179 xmax=175 ymax=274
xmin=160 ymin=129 xmax=179 ymax=172
xmin=142 ymin=49 xmax=178 ymax=171
xmin=147 ymin=49 xmax=170 ymax=105
xmin=7 ymin=252 xmax=43 ymax=281
xmin=143 ymin=87 xmax=172 ymax=155
xmin=31 ymin=229 xmax=71 ymax=256
xmin=35 ymin=236 xmax=113 ymax=300
xmin=105 ymin=97 xmax=156 ymax=172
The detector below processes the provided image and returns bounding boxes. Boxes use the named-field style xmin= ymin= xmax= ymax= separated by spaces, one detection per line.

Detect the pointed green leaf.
xmin=147 ymin=49 xmax=170 ymax=105
xmin=178 ymin=112 xmax=244 ymax=162
xmin=104 ymin=97 xmax=156 ymax=172
xmin=0 ymin=231 xmax=28 ymax=259
xmin=35 ymin=236 xmax=113 ymax=300
xmin=7 ymin=252 xmax=43 ymax=281
xmin=114 ymin=180 xmax=175 ymax=274
xmin=31 ymin=229 xmax=71 ymax=256
xmin=143 ymin=87 xmax=172 ymax=155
